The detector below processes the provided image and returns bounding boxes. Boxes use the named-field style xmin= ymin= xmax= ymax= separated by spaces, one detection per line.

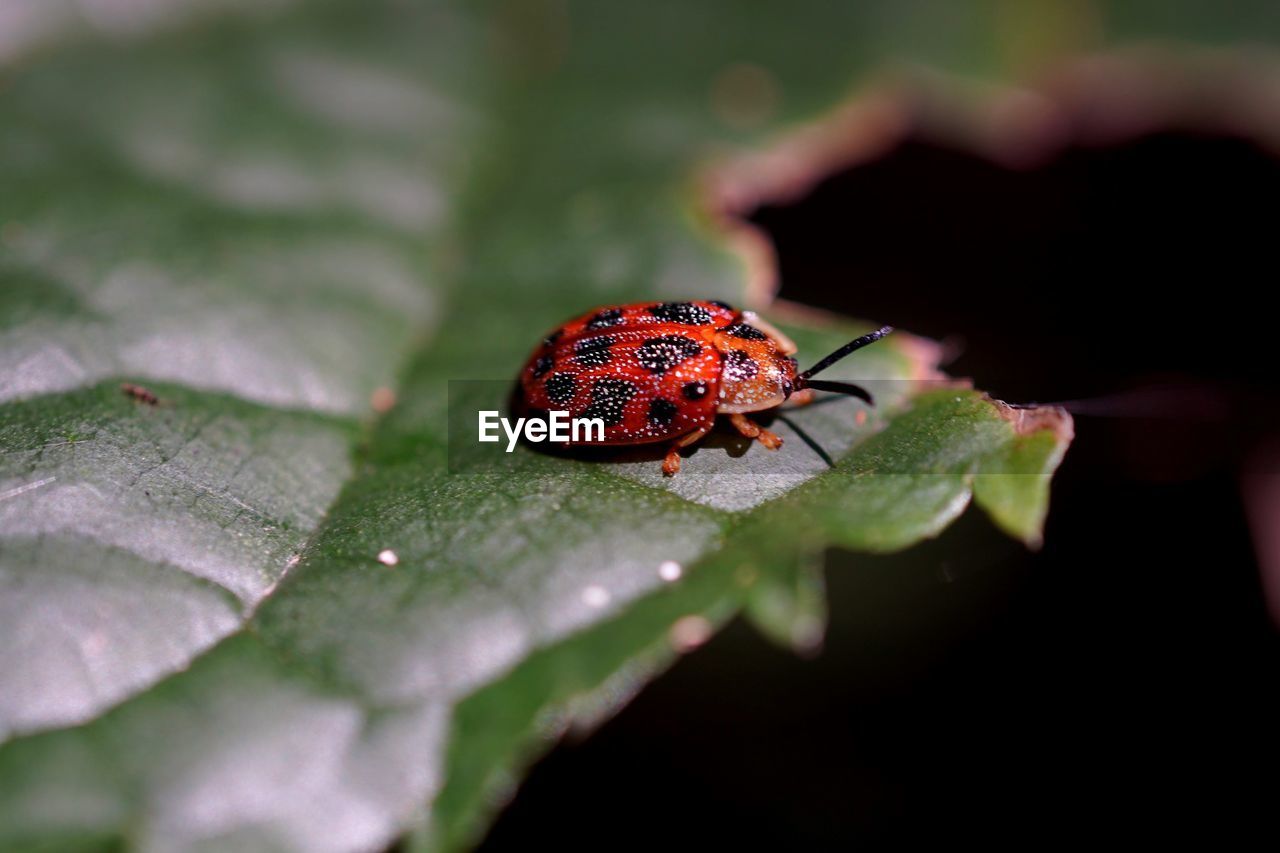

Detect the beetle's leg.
xmin=663 ymin=422 xmax=714 ymax=477
xmin=729 ymin=413 xmax=783 ymax=450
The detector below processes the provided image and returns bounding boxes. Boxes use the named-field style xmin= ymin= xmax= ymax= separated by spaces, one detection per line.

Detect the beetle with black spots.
xmin=515 ymin=300 xmax=891 ymax=475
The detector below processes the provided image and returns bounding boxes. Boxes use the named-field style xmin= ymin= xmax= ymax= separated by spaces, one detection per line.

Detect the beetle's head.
xmin=714 ymin=314 xmax=892 ymax=414
xmin=713 ymin=312 xmax=801 ymax=414
xmin=716 ymin=347 xmax=800 ymax=414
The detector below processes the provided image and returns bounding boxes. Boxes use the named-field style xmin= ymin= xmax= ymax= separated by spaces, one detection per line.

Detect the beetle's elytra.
xmin=515 ymin=300 xmax=891 ymax=475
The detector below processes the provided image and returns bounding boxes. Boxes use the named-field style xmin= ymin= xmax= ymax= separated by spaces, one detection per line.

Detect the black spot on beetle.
xmin=723 ymin=349 xmax=759 ymax=382
xmin=581 ymin=378 xmax=637 ymax=426
xmin=709 ymin=300 xmax=733 ymax=310
xmin=682 ymin=380 xmax=710 ymax=401
xmin=648 ymin=301 xmax=713 ymax=325
xmin=636 ymin=335 xmax=702 ymax=374
xmin=574 ymin=335 xmax=615 ymax=367
xmin=586 ymin=308 xmax=624 ymax=329
xmin=647 ymin=398 xmax=679 ymax=426
xmin=722 ymin=323 xmax=768 ymax=341
xmin=542 ymin=329 xmax=563 ymax=348
xmin=532 ymin=355 xmax=554 ymax=378
xmin=545 ymin=373 xmax=576 ymax=405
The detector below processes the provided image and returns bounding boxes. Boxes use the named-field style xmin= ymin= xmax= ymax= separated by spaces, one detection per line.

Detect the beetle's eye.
xmin=782 ymin=379 xmax=794 ymax=398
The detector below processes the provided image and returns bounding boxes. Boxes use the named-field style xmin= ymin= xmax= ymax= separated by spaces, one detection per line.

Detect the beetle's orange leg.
xmin=663 ymin=422 xmax=714 ymax=477
xmin=729 ymin=413 xmax=783 ymax=450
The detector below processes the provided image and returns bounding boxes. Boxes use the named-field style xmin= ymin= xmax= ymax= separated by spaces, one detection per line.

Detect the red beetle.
xmin=515 ymin=300 xmax=891 ymax=475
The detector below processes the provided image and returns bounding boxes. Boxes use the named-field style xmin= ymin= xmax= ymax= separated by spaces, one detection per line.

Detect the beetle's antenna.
xmin=802 ymin=379 xmax=874 ymax=405
xmin=797 ymin=325 xmax=893 ymax=381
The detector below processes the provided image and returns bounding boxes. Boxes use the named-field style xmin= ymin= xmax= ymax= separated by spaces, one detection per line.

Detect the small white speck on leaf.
xmin=377 ymin=549 xmax=399 ymax=566
xmin=670 ymin=615 xmax=712 ymax=652
xmin=582 ymin=585 xmax=610 ymax=608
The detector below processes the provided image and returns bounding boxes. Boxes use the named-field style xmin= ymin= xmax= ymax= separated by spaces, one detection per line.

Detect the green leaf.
xmin=27 ymin=1 xmax=1265 ymax=850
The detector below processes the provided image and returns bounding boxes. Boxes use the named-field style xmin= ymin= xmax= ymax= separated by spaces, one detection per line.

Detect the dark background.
xmin=481 ymin=131 xmax=1280 ymax=847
